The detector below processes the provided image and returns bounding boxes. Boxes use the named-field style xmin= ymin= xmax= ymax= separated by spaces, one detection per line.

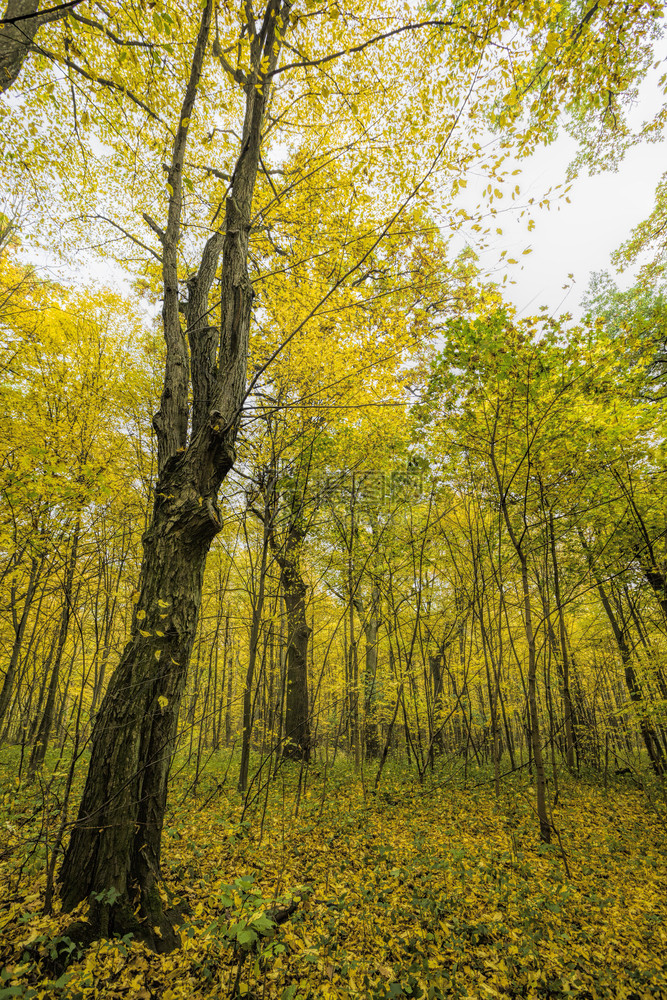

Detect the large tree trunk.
xmin=59 ymin=0 xmax=290 ymax=950
xmin=282 ymin=586 xmax=311 ymax=761
xmin=59 ymin=469 xmax=222 ymax=950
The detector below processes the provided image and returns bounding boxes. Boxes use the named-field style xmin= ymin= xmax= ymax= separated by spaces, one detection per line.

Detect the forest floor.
xmin=1 ymin=749 xmax=666 ymax=1000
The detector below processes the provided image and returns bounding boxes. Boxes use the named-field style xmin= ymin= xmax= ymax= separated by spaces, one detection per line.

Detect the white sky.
xmin=484 ymin=136 xmax=666 ymax=320
xmin=464 ymin=71 xmax=667 ymax=320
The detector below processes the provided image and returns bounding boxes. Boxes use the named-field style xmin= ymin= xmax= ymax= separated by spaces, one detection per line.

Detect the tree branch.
xmin=70 ymin=10 xmax=155 ymax=48
xmin=269 ymin=18 xmax=453 ymax=77
xmin=82 ymin=213 xmax=163 ymax=261
xmin=34 ymin=45 xmax=170 ymax=128
xmin=142 ymin=212 xmax=165 ymax=245
xmin=0 ymin=0 xmax=81 ymax=25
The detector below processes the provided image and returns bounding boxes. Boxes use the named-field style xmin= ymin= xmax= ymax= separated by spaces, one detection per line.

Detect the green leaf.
xmin=237 ymin=928 xmax=258 ymax=947
xmin=251 ymin=915 xmax=275 ymax=935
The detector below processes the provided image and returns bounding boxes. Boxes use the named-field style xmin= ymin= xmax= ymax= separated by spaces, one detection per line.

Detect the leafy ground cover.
xmin=1 ymin=750 xmax=666 ymax=1000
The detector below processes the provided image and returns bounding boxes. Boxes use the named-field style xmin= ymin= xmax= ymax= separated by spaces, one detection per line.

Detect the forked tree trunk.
xmin=59 ymin=0 xmax=291 ymax=950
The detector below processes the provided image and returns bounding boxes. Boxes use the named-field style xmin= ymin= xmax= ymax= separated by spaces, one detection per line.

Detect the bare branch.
xmin=258 ymin=149 xmax=280 ymax=201
xmin=70 ymin=10 xmax=155 ymax=48
xmin=269 ymin=18 xmax=453 ymax=77
xmin=82 ymin=213 xmax=163 ymax=261
xmin=142 ymin=212 xmax=165 ymax=244
xmin=185 ymin=160 xmax=231 ymax=182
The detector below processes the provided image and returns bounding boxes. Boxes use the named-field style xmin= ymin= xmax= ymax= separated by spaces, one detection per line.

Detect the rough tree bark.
xmin=270 ymin=522 xmax=311 ymax=762
xmin=58 ymin=0 xmax=291 ymax=951
xmin=0 ymin=0 xmax=74 ymax=94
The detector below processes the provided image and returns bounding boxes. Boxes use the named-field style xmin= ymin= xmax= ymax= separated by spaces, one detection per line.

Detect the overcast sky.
xmin=466 ymin=72 xmax=667 ymax=321
xmin=490 ymin=137 xmax=665 ymax=320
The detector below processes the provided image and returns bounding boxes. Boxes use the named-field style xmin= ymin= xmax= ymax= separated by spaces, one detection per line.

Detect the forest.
xmin=1 ymin=1 xmax=667 ymax=998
